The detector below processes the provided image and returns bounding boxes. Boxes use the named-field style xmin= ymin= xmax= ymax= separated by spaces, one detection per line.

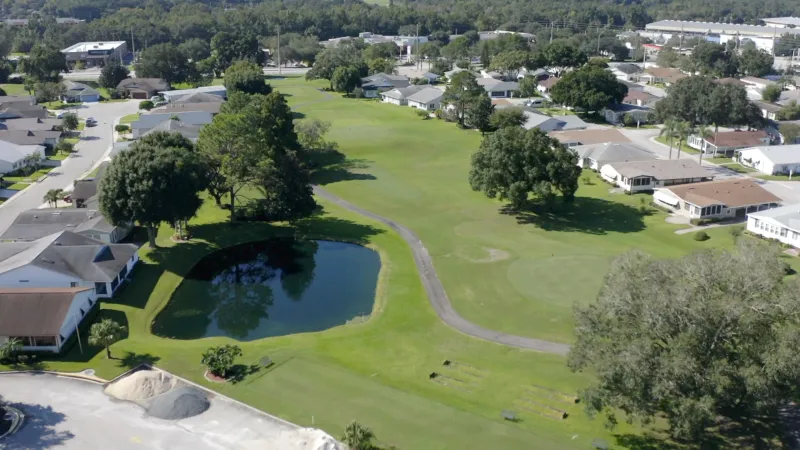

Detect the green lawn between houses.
xmin=0 ymin=83 xmax=26 ymax=95
xmin=654 ymin=135 xmax=700 ymax=155
xmin=1 ymin=76 xmax=795 ymax=450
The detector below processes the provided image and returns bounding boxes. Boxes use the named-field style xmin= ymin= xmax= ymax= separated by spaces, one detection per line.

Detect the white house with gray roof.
xmin=522 ymin=111 xmax=587 ymax=133
xmin=131 ymin=111 xmax=214 ymax=138
xmin=737 ymin=145 xmax=800 ymax=175
xmin=379 ymin=86 xmax=429 ymax=106
xmin=0 ymin=231 xmax=139 ymax=298
xmin=573 ymin=142 xmax=656 ymax=170
xmin=747 ymin=204 xmax=800 ymax=248
xmin=0 ymin=209 xmax=130 ymax=244
xmin=406 ymin=88 xmax=444 ymax=111
xmin=0 ymin=140 xmax=45 ymax=174
xmin=600 ymin=159 xmax=714 ymax=193
xmin=477 ymin=78 xmax=519 ymax=98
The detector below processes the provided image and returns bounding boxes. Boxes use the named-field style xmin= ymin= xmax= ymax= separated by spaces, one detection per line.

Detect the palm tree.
xmin=0 ymin=338 xmax=22 ymax=362
xmin=43 ymin=188 xmax=65 ymax=208
xmin=87 ymin=318 xmax=127 ymax=359
xmin=660 ymin=118 xmax=678 ymax=160
xmin=674 ymin=120 xmax=691 ymax=159
xmin=694 ymin=124 xmax=714 ymax=165
xmin=340 ymin=421 xmax=375 ymax=450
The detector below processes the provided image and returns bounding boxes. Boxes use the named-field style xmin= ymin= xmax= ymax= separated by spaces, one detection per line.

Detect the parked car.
xmin=150 ymin=95 xmax=162 ymax=102
xmin=153 ymin=100 xmax=167 ymax=107
xmin=85 ymin=117 xmax=97 ymax=127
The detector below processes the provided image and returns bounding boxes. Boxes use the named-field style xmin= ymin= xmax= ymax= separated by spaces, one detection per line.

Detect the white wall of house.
xmin=747 ymin=216 xmax=800 ymax=248
xmin=738 ymin=150 xmax=800 ymax=174
xmin=408 ymin=99 xmax=441 ymax=111
xmin=600 ymin=165 xmax=654 ymax=192
xmin=55 ymin=289 xmax=97 ymax=351
xmin=656 ymin=195 xmax=775 ymax=220
xmin=381 ymin=95 xmax=404 ymax=106
xmin=0 ymin=265 xmax=84 ymax=289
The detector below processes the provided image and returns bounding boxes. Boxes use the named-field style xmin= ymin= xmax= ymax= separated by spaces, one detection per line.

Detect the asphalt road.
xmin=0 ymin=100 xmax=140 ymax=235
xmin=313 ymin=186 xmax=572 ymax=356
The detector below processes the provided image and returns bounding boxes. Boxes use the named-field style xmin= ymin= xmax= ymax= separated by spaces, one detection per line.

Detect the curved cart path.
xmin=314 ymin=186 xmax=572 ymax=356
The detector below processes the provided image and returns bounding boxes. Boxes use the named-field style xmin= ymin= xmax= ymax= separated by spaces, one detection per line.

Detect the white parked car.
xmin=85 ymin=117 xmax=97 ymax=127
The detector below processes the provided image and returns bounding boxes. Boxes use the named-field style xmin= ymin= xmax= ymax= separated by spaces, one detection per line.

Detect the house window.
xmin=31 ymin=336 xmax=57 ymax=347
xmin=683 ymin=202 xmax=690 ymax=211
xmin=793 ymin=231 xmax=799 ymax=240
xmin=753 ymin=219 xmax=760 ymax=228
xmin=95 ymin=282 xmax=107 ymax=295
xmin=111 ymin=277 xmax=119 ymax=292
xmin=781 ymin=228 xmax=788 ymax=237
xmin=19 ymin=280 xmax=29 ymax=283
xmin=70 ymin=282 xmax=78 ymax=287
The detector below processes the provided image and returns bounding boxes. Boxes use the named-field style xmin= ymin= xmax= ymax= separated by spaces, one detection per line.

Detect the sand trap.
xmin=146 ymin=386 xmax=210 ymax=420
xmin=105 ymin=370 xmax=179 ymax=404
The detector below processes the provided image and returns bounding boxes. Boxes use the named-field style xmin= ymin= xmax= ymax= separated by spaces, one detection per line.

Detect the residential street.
xmin=0 ymin=100 xmax=140 ymax=235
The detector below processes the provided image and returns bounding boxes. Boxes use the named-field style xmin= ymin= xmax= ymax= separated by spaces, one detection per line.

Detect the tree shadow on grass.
xmin=54 ymin=309 xmax=128 ymax=364
xmin=308 ymin=148 xmax=376 ymax=186
xmin=226 ymin=363 xmax=261 ymax=384
xmin=501 ymin=197 xmax=646 ymax=235
xmin=3 ymin=403 xmax=73 ymax=450
xmin=117 ymin=351 xmax=161 ymax=369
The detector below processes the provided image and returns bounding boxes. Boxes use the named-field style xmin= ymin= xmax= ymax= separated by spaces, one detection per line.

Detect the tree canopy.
xmin=99 ymin=60 xmax=129 ymax=90
xmin=135 ymin=43 xmax=199 ymax=85
xmin=224 ymin=60 xmax=272 ymax=96
xmin=549 ymin=65 xmax=627 ymax=112
xmin=443 ymin=71 xmax=487 ymax=128
xmin=569 ymin=241 xmax=800 ymax=441
xmin=19 ymin=44 xmax=66 ymax=82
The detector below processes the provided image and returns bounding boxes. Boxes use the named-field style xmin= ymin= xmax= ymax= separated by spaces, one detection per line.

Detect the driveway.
xmin=0 ymin=372 xmax=316 ymax=450
xmin=0 ymin=100 xmax=139 ymax=235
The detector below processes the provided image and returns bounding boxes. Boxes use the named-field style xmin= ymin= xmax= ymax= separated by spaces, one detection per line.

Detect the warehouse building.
xmin=643 ymin=20 xmax=800 ymax=53
xmin=61 ymin=41 xmax=127 ymax=68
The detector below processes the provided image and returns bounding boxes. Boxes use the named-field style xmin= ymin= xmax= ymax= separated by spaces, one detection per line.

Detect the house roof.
xmin=0 ymin=140 xmax=43 ymax=166
xmin=0 ymin=287 xmax=92 ymax=337
xmin=738 ymin=144 xmax=800 ymax=165
xmin=606 ymin=159 xmax=712 ymax=180
xmin=574 ymin=142 xmax=656 ymax=165
xmin=0 ymin=209 xmax=116 ymax=242
xmin=157 ymin=102 xmax=223 ymax=114
xmin=645 ymin=67 xmax=688 ymax=83
xmin=141 ymin=120 xmax=203 ymax=141
xmin=160 ymin=86 xmax=226 ymax=97
xmin=665 ymin=179 xmax=781 ymax=208
xmin=422 ymin=72 xmax=440 ymax=79
xmin=132 ymin=111 xmax=213 ymax=130
xmin=752 ymin=100 xmax=782 ymax=113
xmin=614 ymin=63 xmax=642 ymax=75
xmin=606 ymin=103 xmax=650 ymax=113
xmin=549 ymin=129 xmax=631 ymax=145
xmin=522 ymin=112 xmax=586 ymax=131
xmin=477 ymin=78 xmax=519 ymax=92
xmin=62 ymin=41 xmax=125 ymax=53
xmin=0 ymin=96 xmax=35 ymax=105
xmin=0 ymin=231 xmax=137 ymax=282
xmin=174 ymin=92 xmax=226 ymax=104
xmin=0 ymin=130 xmax=61 ymax=146
xmin=623 ymin=90 xmax=655 ymax=103
xmin=63 ymin=81 xmax=100 ymax=97
xmin=748 ymin=203 xmax=800 ymax=230
xmin=405 ymin=87 xmax=444 ymax=104
xmin=116 ymin=78 xmax=169 ymax=92
xmin=0 ymin=117 xmax=61 ymax=132
xmin=379 ymin=85 xmax=429 ymax=100
xmin=704 ymin=130 xmax=769 ymax=148
xmin=0 ymin=103 xmax=48 ymax=120
xmin=777 ymin=90 xmax=800 ymax=106
xmin=362 ymin=73 xmax=410 ymax=89
xmin=741 ymin=76 xmax=775 ymax=86
xmin=538 ymin=77 xmax=560 ymax=89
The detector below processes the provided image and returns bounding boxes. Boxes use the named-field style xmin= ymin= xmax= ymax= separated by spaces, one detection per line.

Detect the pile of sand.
xmin=146 ymin=386 xmax=210 ymax=420
xmin=239 ymin=428 xmax=345 ymax=450
xmin=105 ymin=370 xmax=179 ymax=404
xmin=293 ymin=428 xmax=345 ymax=450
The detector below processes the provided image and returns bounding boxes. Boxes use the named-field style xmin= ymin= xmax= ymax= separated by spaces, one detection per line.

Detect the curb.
xmin=0 ymin=406 xmax=24 ymax=440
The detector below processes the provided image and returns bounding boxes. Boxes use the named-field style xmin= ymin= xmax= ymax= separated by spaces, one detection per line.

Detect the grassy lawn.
xmin=41 ymin=101 xmax=81 ymax=110
xmin=119 ymin=113 xmax=140 ymax=124
xmin=5 ymin=182 xmax=28 ymax=190
xmin=706 ymin=156 xmax=734 ymax=164
xmin=539 ymin=107 xmax=575 ymax=116
xmin=2 ymin=168 xmax=53 ymax=184
xmin=755 ymin=173 xmax=799 ymax=181
xmin=721 ymin=163 xmax=757 ymax=174
xmin=0 ymin=84 xmax=26 ymax=95
xmin=654 ymin=135 xmax=699 ymax=155
xmin=47 ymin=151 xmax=70 ymax=161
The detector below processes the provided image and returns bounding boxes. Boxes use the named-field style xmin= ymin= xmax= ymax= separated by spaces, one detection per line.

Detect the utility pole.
xmin=773 ymin=26 xmax=778 ymax=57
xmin=597 ymin=26 xmax=604 ymax=56
xmin=277 ymin=24 xmax=281 ymax=76
xmin=549 ymin=21 xmax=554 ymax=43
xmin=679 ymin=25 xmax=684 ymax=49
xmin=416 ymin=23 xmax=420 ymax=70
xmin=130 ymin=26 xmax=135 ymax=63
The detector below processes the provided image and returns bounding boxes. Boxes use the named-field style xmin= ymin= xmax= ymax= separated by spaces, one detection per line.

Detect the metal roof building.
xmin=645 ymin=20 xmax=800 ymax=38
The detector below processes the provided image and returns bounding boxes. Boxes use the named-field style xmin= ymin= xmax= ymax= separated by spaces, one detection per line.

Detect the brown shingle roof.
xmin=623 ymin=90 xmax=655 ymax=103
xmin=608 ymin=159 xmax=713 ymax=180
xmin=645 ymin=67 xmax=688 ymax=83
xmin=538 ymin=77 xmax=560 ymax=89
xmin=706 ymin=130 xmax=769 ymax=148
xmin=665 ymin=179 xmax=781 ymax=208
xmin=549 ymin=129 xmax=631 ymax=145
xmin=0 ymin=287 xmax=91 ymax=336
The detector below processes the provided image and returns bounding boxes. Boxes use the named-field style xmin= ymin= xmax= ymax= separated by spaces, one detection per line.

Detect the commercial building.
xmin=643 ymin=20 xmax=800 ymax=53
xmin=61 ymin=41 xmax=127 ymax=68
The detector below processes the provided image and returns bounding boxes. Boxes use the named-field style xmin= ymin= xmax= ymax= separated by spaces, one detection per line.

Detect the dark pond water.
xmin=152 ymin=238 xmax=381 ymax=341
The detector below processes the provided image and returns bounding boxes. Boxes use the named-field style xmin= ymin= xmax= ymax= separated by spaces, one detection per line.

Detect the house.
xmin=444 ymin=67 xmax=474 ymax=80
xmin=0 ymin=287 xmax=97 ymax=353
xmin=480 ymin=69 xmax=504 ymax=80
xmin=548 ymin=129 xmax=631 ymax=147
xmin=0 ymin=209 xmax=131 ymax=244
xmin=361 ymin=73 xmax=410 ymax=98
xmin=0 ymin=103 xmax=48 ymax=120
xmin=380 ymin=86 xmax=429 ymax=106
xmin=61 ymin=81 xmax=100 ymax=103
xmin=737 ymin=145 xmax=800 ymax=175
xmin=653 ymin=179 xmax=780 ymax=220
xmin=741 ymin=76 xmax=775 ymax=92
xmin=159 ymin=86 xmax=227 ymax=103
xmin=522 ymin=111 xmax=587 ymax=132
xmin=0 ymin=130 xmax=62 ymax=148
xmin=0 ymin=117 xmax=62 ymax=132
xmin=173 ymin=92 xmax=226 ymax=104
xmin=477 ymin=78 xmax=519 ymax=98
xmin=155 ymin=102 xmax=223 ymax=115
xmin=687 ymin=130 xmax=771 ymax=157
xmin=611 ymin=63 xmax=642 ymax=81
xmin=0 ymin=96 xmax=36 ymax=107
xmin=619 ymin=79 xmax=645 ymax=92
xmin=777 ymin=90 xmax=800 ymax=107
xmin=406 ymin=88 xmax=444 ymax=111
xmin=600 ymin=159 xmax=713 ymax=193
xmin=639 ymin=67 xmax=687 ymax=85
xmin=140 ymin=120 xmax=204 ymax=142
xmin=61 ymin=41 xmax=127 ymax=68
xmin=116 ymin=78 xmax=170 ymax=99
xmin=573 ymin=142 xmax=656 ymax=170
xmin=603 ymin=103 xmax=651 ymax=125
xmin=536 ymin=77 xmax=560 ymax=95
xmin=421 ymin=72 xmax=440 ymax=83
xmin=752 ymin=100 xmax=782 ymax=120
xmin=131 ymin=111 xmax=213 ymax=138
xmin=0 ymin=140 xmax=45 ymax=174
xmin=747 ymin=204 xmax=800 ymax=248
xmin=623 ymin=90 xmax=657 ymax=107
xmin=0 ymin=231 xmax=139 ymax=298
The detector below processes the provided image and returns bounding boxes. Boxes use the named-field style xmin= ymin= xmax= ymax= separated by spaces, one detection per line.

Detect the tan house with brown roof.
xmin=548 ymin=128 xmax=631 ymax=147
xmin=653 ymin=179 xmax=781 ymax=220
xmin=537 ymin=77 xmax=560 ymax=94
xmin=600 ymin=159 xmax=713 ymax=192
xmin=639 ymin=67 xmax=688 ymax=85
xmin=687 ymin=130 xmax=771 ymax=157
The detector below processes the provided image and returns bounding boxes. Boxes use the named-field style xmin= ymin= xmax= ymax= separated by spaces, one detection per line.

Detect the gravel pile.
xmin=145 ymin=386 xmax=210 ymax=420
xmin=104 ymin=370 xmax=179 ymax=405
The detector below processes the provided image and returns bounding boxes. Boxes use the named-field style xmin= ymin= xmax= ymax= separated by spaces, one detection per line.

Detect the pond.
xmin=152 ymin=238 xmax=381 ymax=341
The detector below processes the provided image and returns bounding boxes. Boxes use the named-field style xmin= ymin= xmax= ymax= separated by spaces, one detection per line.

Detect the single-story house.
xmin=741 ymin=76 xmax=775 ymax=92
xmin=747 ymin=204 xmax=800 ymax=248
xmin=0 ymin=208 xmax=131 ymax=244
xmin=477 ymin=78 xmax=519 ymax=98
xmin=619 ymin=79 xmax=644 ymax=93
xmin=156 ymin=101 xmax=223 ymax=115
xmin=0 ymin=140 xmax=45 ymax=174
xmin=0 ymin=103 xmax=48 ymax=120
xmin=0 ymin=231 xmax=139 ymax=298
xmin=654 ymin=179 xmax=781 ymax=220
xmin=116 ymin=78 xmax=170 ymax=99
xmin=687 ymin=130 xmax=771 ymax=157
xmin=480 ymin=69 xmax=504 ymax=80
xmin=777 ymin=90 xmax=800 ymax=107
xmin=0 ymin=287 xmax=97 ymax=353
xmin=573 ymin=142 xmax=656 ymax=170
xmin=0 ymin=130 xmax=62 ymax=148
xmin=380 ymin=85 xmax=429 ymax=106
xmin=0 ymin=95 xmax=35 ymax=106
xmin=421 ymin=72 xmax=440 ymax=83
xmin=140 ymin=119 xmax=204 ymax=141
xmin=600 ymin=159 xmax=713 ymax=193
xmin=623 ymin=90 xmax=657 ymax=107
xmin=131 ymin=111 xmax=213 ymax=138
xmin=406 ymin=88 xmax=444 ymax=111
xmin=611 ymin=63 xmax=642 ymax=81
xmin=737 ymin=145 xmax=800 ymax=175
xmin=361 ymin=73 xmax=410 ymax=98
xmin=522 ymin=111 xmax=587 ymax=132
xmin=752 ymin=100 xmax=782 ymax=120
xmin=173 ymin=92 xmax=226 ymax=104
xmin=0 ymin=117 xmax=62 ymax=132
xmin=61 ymin=81 xmax=100 ymax=103
xmin=548 ymin=128 xmax=631 ymax=147
xmin=536 ymin=77 xmax=560 ymax=95
xmin=159 ymin=86 xmax=227 ymax=103
xmin=639 ymin=67 xmax=687 ymax=85
xmin=603 ymin=103 xmax=651 ymax=125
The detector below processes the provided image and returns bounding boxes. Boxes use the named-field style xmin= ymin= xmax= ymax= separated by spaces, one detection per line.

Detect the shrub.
xmin=729 ymin=225 xmax=744 ymax=241
xmin=114 ymin=124 xmax=130 ymax=133
xmin=352 ymin=87 xmax=364 ymax=99
xmin=201 ymin=344 xmax=242 ymax=378
xmin=581 ymin=175 xmax=592 ymax=185
xmin=694 ymin=231 xmax=710 ymax=241
xmin=622 ymin=113 xmax=636 ymax=127
xmin=138 ymin=100 xmax=154 ymax=111
xmin=415 ymin=109 xmax=430 ymax=119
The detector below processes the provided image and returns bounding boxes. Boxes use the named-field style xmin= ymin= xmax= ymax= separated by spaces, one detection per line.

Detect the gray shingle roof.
xmin=0 ymin=209 xmax=114 ymax=242
xmin=406 ymin=88 xmax=444 ymax=104
xmin=132 ymin=111 xmax=213 ymax=130
xmin=738 ymin=145 xmax=800 ymax=165
xmin=141 ymin=120 xmax=203 ymax=141
xmin=748 ymin=203 xmax=800 ymax=230
xmin=63 ymin=81 xmax=100 ymax=97
xmin=116 ymin=78 xmax=170 ymax=92
xmin=379 ymin=85 xmax=429 ymax=100
xmin=574 ymin=142 xmax=656 ymax=166
xmin=606 ymin=159 xmax=713 ymax=180
xmin=0 ymin=117 xmax=61 ymax=131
